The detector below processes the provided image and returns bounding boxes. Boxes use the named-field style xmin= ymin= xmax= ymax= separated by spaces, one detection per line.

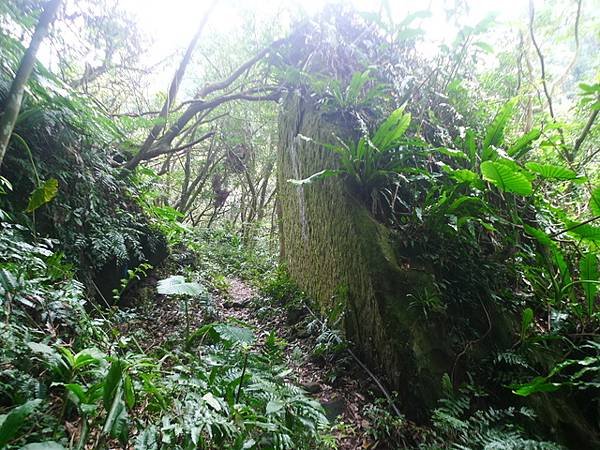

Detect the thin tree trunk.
xmin=0 ymin=0 xmax=62 ymax=167
xmin=125 ymin=0 xmax=217 ymax=171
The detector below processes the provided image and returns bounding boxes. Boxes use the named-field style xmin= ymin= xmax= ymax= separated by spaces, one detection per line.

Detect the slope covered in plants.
xmin=1 ymin=1 xmax=599 ymax=449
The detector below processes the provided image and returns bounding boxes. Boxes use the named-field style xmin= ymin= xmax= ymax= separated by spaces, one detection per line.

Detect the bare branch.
xmin=195 ymin=38 xmax=285 ymax=99
xmin=124 ymin=37 xmax=284 ymax=171
xmin=129 ymin=1 xmax=216 ymax=169
xmin=528 ymin=0 xmax=555 ymax=121
xmin=577 ymin=106 xmax=600 ymax=165
xmin=135 ymin=130 xmax=215 ymax=163
xmin=149 ymin=88 xmax=282 ymax=157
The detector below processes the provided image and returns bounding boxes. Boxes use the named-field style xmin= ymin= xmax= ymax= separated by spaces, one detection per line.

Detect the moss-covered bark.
xmin=277 ymin=93 xmax=600 ymax=446
xmin=277 ymin=92 xmax=454 ymax=417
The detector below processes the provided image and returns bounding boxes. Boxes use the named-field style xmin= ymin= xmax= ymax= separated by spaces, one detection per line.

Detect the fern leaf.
xmin=213 ymin=324 xmax=255 ymax=345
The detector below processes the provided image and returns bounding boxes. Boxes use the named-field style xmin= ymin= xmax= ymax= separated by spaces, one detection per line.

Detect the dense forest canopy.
xmin=0 ymin=0 xmax=599 ymax=449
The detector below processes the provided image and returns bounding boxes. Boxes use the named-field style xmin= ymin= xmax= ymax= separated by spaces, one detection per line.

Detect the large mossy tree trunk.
xmin=277 ymin=92 xmax=454 ymax=417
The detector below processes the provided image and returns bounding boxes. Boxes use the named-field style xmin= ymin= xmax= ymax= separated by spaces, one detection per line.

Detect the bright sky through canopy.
xmin=120 ymin=0 xmax=529 ymax=65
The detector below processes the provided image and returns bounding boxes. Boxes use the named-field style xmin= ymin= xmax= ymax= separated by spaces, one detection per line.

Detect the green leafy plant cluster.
xmin=291 ymin=89 xmax=599 ymax=445
xmin=0 ymin=61 xmax=166 ymax=298
xmin=137 ymin=322 xmax=330 ymax=450
xmin=419 ymin=378 xmax=562 ymax=450
xmin=288 ymin=106 xmax=414 ymax=211
xmin=0 ymin=211 xmax=331 ymax=448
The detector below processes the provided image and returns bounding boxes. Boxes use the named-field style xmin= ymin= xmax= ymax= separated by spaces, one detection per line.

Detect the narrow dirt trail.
xmin=217 ymin=277 xmax=378 ymax=450
xmin=128 ymin=268 xmax=397 ymax=449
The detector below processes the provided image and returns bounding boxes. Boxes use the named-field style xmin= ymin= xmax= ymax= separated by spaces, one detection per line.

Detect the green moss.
xmin=277 ymin=92 xmax=455 ymax=418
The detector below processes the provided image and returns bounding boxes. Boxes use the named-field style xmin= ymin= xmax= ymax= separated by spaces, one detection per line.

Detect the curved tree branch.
xmin=126 ymin=0 xmax=217 ymax=170
xmin=124 ymin=38 xmax=285 ymax=171
xmin=528 ymin=0 xmax=555 ymax=122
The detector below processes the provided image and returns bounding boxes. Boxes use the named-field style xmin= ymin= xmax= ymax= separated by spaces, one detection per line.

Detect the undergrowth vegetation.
xmin=0 ymin=202 xmax=333 ymax=448
xmin=1 ymin=1 xmax=599 ymax=449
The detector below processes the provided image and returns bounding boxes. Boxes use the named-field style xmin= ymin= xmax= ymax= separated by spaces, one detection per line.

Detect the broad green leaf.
xmin=157 ymin=275 xmax=204 ymax=296
xmin=0 ymin=399 xmax=42 ymax=447
xmin=579 ymin=83 xmax=600 ymax=94
xmin=346 ymin=69 xmax=371 ymax=104
xmin=73 ymin=350 xmax=102 ymax=371
xmin=435 ymin=147 xmax=468 ymax=160
xmin=580 ymin=253 xmax=599 ymax=316
xmin=512 ymin=377 xmax=561 ymax=396
xmin=497 ymin=158 xmax=535 ymax=181
xmin=521 ymin=307 xmax=534 ymax=338
xmin=449 ymin=169 xmax=478 ymax=184
xmin=65 ymin=383 xmax=88 ymax=404
xmin=525 ymin=162 xmax=577 ymax=180
xmin=566 ymin=222 xmax=600 ymax=242
xmin=26 ymin=178 xmax=59 ymax=212
xmin=447 ymin=196 xmax=486 ymax=214
xmin=104 ymin=359 xmax=123 ymax=409
xmin=480 ymin=160 xmax=532 ymax=195
xmin=287 ymin=169 xmax=341 ymax=185
xmin=590 ymin=186 xmax=600 ymax=216
xmin=372 ymin=107 xmax=411 ymax=151
xmin=123 ymin=375 xmax=135 ymax=409
xmin=482 ymin=98 xmax=517 ymax=159
xmin=58 ymin=347 xmax=76 ymax=368
xmin=524 ymin=225 xmax=554 ymax=247
xmin=508 ymin=128 xmax=541 ymax=159
xmin=464 ymin=129 xmax=477 ymax=163
xmin=102 ymin=389 xmax=128 ymax=443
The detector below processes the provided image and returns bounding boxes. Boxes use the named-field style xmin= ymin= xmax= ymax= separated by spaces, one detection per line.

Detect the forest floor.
xmin=218 ymin=278 xmax=377 ymax=449
xmin=127 ymin=268 xmax=386 ymax=449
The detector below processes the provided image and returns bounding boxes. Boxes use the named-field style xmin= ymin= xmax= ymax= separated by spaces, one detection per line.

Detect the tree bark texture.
xmin=277 ymin=92 xmax=454 ymax=417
